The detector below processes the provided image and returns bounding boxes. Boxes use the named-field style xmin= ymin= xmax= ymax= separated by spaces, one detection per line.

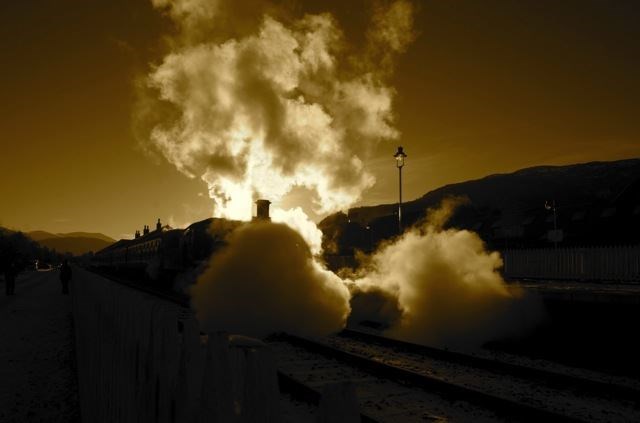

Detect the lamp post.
xmin=394 ymin=146 xmax=407 ymax=233
xmin=545 ymin=199 xmax=558 ymax=249
xmin=366 ymin=225 xmax=373 ymax=252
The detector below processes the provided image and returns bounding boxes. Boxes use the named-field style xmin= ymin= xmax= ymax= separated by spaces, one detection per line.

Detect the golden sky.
xmin=1 ymin=0 xmax=639 ymax=239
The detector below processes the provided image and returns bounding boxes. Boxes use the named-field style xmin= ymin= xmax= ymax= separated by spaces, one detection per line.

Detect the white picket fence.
xmin=501 ymin=246 xmax=640 ymax=282
xmin=70 ymin=270 xmax=280 ymax=423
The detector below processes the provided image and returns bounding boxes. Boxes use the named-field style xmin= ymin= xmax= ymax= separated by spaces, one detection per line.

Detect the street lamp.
xmin=366 ymin=225 xmax=373 ymax=252
xmin=394 ymin=146 xmax=407 ymax=233
xmin=545 ymin=199 xmax=558 ymax=249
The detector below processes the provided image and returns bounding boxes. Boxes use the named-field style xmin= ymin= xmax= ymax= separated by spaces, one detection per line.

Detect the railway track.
xmin=338 ymin=328 xmax=640 ymax=403
xmin=270 ymin=334 xmax=594 ymax=422
xmin=90 ymin=269 xmax=639 ymax=422
xmin=325 ymin=332 xmax=640 ymax=422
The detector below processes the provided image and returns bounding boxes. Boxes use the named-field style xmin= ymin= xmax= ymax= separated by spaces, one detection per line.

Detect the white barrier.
xmin=502 ymin=246 xmax=640 ymax=282
xmin=71 ymin=271 xmax=281 ymax=422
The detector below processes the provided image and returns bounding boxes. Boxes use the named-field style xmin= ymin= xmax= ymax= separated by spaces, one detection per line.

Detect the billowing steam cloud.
xmin=145 ymin=0 xmax=414 ymax=221
xmin=349 ymin=199 xmax=542 ymax=348
xmin=142 ymin=0 xmax=540 ymax=344
xmin=191 ymin=221 xmax=351 ymax=338
xmin=143 ymin=0 xmax=415 ymax=337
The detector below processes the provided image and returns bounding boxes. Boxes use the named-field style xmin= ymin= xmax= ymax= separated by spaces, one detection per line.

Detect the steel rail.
xmin=277 ymin=333 xmax=586 ymax=423
xmin=339 ymin=328 xmax=640 ymax=403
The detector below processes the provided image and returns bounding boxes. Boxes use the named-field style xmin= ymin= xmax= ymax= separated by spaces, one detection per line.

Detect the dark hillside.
xmin=322 ymin=159 xmax=640 ymax=257
xmin=36 ymin=237 xmax=113 ymax=256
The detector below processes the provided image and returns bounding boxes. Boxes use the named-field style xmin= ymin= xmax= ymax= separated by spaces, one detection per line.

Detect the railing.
xmin=70 ymin=270 xmax=280 ymax=423
xmin=501 ymin=245 xmax=640 ymax=282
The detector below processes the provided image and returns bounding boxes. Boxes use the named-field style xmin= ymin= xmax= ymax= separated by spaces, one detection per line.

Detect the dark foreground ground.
xmin=493 ymin=281 xmax=640 ymax=377
xmin=1 ymin=269 xmax=638 ymax=422
xmin=0 ymin=270 xmax=79 ymax=423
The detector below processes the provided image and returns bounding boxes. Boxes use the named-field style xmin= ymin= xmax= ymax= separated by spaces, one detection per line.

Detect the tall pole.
xmin=544 ymin=199 xmax=560 ymax=276
xmin=551 ymin=200 xmax=557 ymax=249
xmin=553 ymin=201 xmax=558 ymax=249
xmin=546 ymin=199 xmax=558 ymax=249
xmin=394 ymin=146 xmax=407 ymax=235
xmin=398 ymin=165 xmax=403 ymax=233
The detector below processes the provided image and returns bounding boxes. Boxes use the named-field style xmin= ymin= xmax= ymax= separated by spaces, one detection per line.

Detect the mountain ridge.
xmin=27 ymin=231 xmax=115 ymax=243
xmin=21 ymin=231 xmax=115 ymax=255
xmin=34 ymin=236 xmax=113 ymax=256
xmin=346 ymin=158 xmax=640 ymax=225
xmin=321 ymin=158 xmax=640 ymax=255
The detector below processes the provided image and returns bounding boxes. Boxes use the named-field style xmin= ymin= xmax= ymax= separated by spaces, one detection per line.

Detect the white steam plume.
xmin=349 ymin=199 xmax=542 ymax=348
xmin=145 ymin=0 xmax=414 ymax=223
xmin=143 ymin=1 xmax=541 ymax=344
xmin=270 ymin=206 xmax=323 ymax=255
xmin=191 ymin=221 xmax=351 ymax=338
xmin=143 ymin=0 xmax=415 ymax=339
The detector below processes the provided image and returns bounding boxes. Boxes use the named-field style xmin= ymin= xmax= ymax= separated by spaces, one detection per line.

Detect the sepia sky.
xmin=1 ymin=0 xmax=639 ymax=239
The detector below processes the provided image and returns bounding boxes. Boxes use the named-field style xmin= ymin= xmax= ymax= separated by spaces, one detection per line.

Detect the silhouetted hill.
xmin=321 ymin=159 xmax=640 ymax=255
xmin=57 ymin=232 xmax=115 ymax=243
xmin=27 ymin=231 xmax=115 ymax=243
xmin=1 ymin=227 xmax=62 ymax=267
xmin=25 ymin=231 xmax=115 ymax=255
xmin=36 ymin=237 xmax=113 ymax=256
xmin=27 ymin=230 xmax=59 ymax=241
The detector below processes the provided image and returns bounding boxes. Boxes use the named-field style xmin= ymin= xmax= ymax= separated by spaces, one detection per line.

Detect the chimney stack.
xmin=254 ymin=199 xmax=271 ymax=221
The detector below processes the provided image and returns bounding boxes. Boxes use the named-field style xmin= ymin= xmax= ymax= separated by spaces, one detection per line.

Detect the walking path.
xmin=0 ymin=269 xmax=79 ymax=422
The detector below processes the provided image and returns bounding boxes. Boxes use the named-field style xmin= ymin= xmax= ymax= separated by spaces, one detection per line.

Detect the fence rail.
xmin=71 ymin=269 xmax=280 ymax=423
xmin=501 ymin=246 xmax=640 ymax=282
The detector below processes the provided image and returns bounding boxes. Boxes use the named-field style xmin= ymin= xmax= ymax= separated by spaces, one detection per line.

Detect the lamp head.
xmin=394 ymin=146 xmax=407 ymax=168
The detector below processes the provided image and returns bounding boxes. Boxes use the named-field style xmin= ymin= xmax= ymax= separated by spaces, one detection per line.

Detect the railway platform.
xmin=508 ymin=279 xmax=640 ymax=304
xmin=0 ymin=269 xmax=79 ymax=422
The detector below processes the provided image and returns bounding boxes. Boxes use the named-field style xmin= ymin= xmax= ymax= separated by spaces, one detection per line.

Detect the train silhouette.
xmin=91 ymin=200 xmax=272 ymax=287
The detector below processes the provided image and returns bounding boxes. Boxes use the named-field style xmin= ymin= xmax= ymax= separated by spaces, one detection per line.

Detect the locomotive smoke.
xmin=142 ymin=0 xmax=413 ymax=336
xmin=191 ymin=221 xmax=350 ymax=337
xmin=143 ymin=0 xmax=540 ymax=344
xmin=144 ymin=0 xmax=414 ymax=221
xmin=348 ymin=198 xmax=542 ymax=348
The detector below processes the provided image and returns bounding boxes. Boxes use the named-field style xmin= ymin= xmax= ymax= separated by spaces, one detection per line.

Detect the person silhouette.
xmin=60 ymin=260 xmax=72 ymax=295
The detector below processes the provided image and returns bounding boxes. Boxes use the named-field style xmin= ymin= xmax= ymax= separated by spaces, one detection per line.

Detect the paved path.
xmin=0 ymin=270 xmax=79 ymax=422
